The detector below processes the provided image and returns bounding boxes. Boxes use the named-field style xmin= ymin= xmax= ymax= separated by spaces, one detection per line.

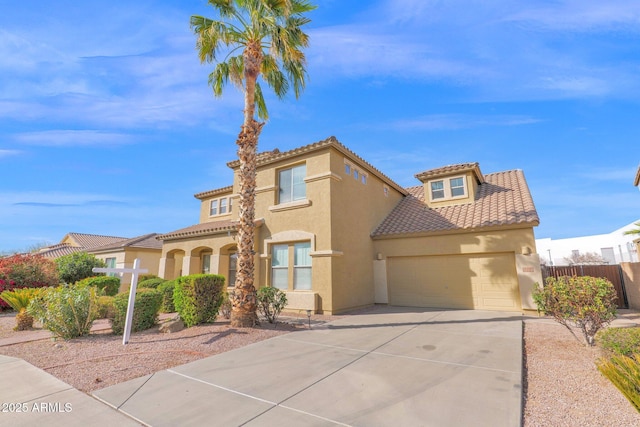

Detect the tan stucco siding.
xmin=199 ymin=190 xmax=234 ymax=224
xmin=373 ymin=228 xmax=537 ymax=258
xmin=327 ymin=149 xmax=405 ymax=313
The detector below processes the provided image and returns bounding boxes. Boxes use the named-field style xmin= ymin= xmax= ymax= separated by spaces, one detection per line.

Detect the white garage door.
xmin=387 ymin=253 xmax=521 ymax=311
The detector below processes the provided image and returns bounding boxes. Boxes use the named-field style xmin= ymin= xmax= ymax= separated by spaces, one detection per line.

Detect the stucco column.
xmin=159 ymin=257 xmax=175 ymax=280
xmin=516 ymin=253 xmax=543 ymax=311
xmin=373 ymin=259 xmax=388 ymax=303
xmin=182 ymin=256 xmax=199 ymax=276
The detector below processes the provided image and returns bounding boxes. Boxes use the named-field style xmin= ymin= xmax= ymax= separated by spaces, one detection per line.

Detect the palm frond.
xmin=254 ymin=82 xmax=269 ymax=120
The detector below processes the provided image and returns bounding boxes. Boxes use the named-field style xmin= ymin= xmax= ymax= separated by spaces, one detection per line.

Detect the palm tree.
xmin=191 ymin=0 xmax=315 ymax=327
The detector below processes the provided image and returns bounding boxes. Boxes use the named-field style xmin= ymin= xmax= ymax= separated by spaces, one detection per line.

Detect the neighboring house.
xmin=536 ymin=221 xmax=640 ymax=266
xmin=156 ymin=137 xmax=543 ymax=315
xmin=38 ymin=232 xmax=162 ymax=290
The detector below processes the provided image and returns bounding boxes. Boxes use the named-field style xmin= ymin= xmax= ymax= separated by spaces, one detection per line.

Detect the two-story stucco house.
xmin=156 ymin=137 xmax=543 ymax=315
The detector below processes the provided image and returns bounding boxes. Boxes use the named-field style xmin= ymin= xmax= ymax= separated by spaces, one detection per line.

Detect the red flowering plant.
xmin=0 ymin=254 xmax=59 ymax=310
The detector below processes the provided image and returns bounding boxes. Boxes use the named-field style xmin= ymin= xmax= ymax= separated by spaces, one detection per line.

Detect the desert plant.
xmin=111 ymin=288 xmax=163 ymax=335
xmin=173 ymin=274 xmax=225 ymax=327
xmin=0 ymin=254 xmax=58 ymax=308
xmin=220 ymin=292 xmax=232 ymax=319
xmin=597 ymin=354 xmax=640 ymax=411
xmin=256 ymin=286 xmax=287 ymax=324
xmin=533 ymin=275 xmax=617 ymax=346
xmin=597 ymin=327 xmax=640 ymax=358
xmin=157 ymin=280 xmax=176 ymax=313
xmin=97 ymin=295 xmax=116 ymax=319
xmin=55 ymin=252 xmax=106 ymax=284
xmin=75 ymin=276 xmax=121 ymax=296
xmin=0 ymin=287 xmax=44 ymax=330
xmin=138 ymin=277 xmax=167 ymax=289
xmin=27 ymin=284 xmax=101 ymax=339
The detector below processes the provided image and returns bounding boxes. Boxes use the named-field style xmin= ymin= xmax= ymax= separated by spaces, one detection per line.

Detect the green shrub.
xmin=597 ymin=354 xmax=640 ymax=411
xmin=157 ymin=280 xmax=176 ymax=313
xmin=173 ymin=274 xmax=225 ymax=327
xmin=0 ymin=254 xmax=59 ymax=309
xmin=97 ymin=295 xmax=116 ymax=319
xmin=220 ymin=292 xmax=232 ymax=319
xmin=533 ymin=275 xmax=617 ymax=346
xmin=75 ymin=276 xmax=121 ymax=296
xmin=27 ymin=284 xmax=101 ymax=339
xmin=111 ymin=288 xmax=163 ymax=335
xmin=55 ymin=252 xmax=106 ymax=284
xmin=257 ymin=286 xmax=288 ymax=324
xmin=138 ymin=274 xmax=160 ymax=283
xmin=597 ymin=327 xmax=640 ymax=358
xmin=138 ymin=277 xmax=167 ymax=289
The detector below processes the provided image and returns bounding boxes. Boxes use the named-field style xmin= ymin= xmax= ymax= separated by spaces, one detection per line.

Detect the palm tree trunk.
xmin=230 ymin=41 xmax=263 ymax=328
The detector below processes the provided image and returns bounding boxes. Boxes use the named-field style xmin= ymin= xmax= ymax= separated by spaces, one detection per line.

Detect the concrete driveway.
xmin=93 ymin=307 xmax=523 ymax=426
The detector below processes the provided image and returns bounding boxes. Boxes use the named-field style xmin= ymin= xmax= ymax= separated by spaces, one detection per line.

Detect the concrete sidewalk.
xmin=92 ymin=308 xmax=523 ymax=426
xmin=0 ymin=355 xmax=142 ymax=426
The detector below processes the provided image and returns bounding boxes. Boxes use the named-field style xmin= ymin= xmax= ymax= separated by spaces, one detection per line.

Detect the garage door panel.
xmin=388 ymin=253 xmax=521 ymax=311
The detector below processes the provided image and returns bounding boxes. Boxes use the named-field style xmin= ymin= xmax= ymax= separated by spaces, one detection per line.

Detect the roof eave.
xmin=371 ymin=220 xmax=540 ymax=240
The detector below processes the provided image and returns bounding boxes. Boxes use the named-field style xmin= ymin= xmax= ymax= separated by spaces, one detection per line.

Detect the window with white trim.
xmin=210 ymin=196 xmax=233 ymax=217
xmin=271 ymin=242 xmax=312 ymax=291
xmin=450 ymin=177 xmax=465 ymax=197
xmin=429 ymin=175 xmax=467 ymax=201
xmin=201 ymin=254 xmax=211 ymax=274
xmin=430 ymin=180 xmax=445 ymax=200
xmin=105 ymin=257 xmax=117 ymax=277
xmin=279 ymin=164 xmax=306 ymax=204
xmin=228 ymin=252 xmax=237 ymax=287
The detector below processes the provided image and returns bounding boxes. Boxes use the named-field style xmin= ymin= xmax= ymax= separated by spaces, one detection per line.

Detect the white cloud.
xmin=0 ymin=149 xmax=21 ymax=158
xmin=369 ymin=114 xmax=541 ymax=131
xmin=13 ymin=130 xmax=135 ymax=147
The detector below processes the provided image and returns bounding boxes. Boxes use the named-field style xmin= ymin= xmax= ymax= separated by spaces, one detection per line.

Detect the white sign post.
xmin=93 ymin=258 xmax=148 ymax=345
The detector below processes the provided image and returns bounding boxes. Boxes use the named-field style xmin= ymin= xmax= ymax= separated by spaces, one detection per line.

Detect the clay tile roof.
xmin=157 ymin=220 xmax=238 ymax=241
xmin=415 ymin=162 xmax=484 ymax=184
xmin=89 ymin=233 xmax=163 ymax=252
xmin=194 ymin=186 xmax=234 ymax=200
xmin=226 ymin=136 xmax=407 ymax=195
xmin=37 ymin=243 xmax=85 ymax=259
xmin=65 ymin=232 xmax=128 ymax=249
xmin=372 ymin=169 xmax=539 ymax=238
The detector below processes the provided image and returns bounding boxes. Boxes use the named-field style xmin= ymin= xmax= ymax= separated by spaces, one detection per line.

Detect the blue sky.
xmin=1 ymin=0 xmax=640 ymax=252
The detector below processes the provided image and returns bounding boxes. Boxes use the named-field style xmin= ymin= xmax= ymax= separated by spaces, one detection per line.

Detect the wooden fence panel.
xmin=541 ymin=265 xmax=628 ymax=309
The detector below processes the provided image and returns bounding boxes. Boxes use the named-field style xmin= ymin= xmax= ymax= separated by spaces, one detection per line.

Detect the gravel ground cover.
xmin=1 ymin=310 xmax=640 ymax=425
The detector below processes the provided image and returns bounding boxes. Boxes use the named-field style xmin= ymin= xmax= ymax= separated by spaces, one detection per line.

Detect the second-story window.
xmin=450 ymin=177 xmax=465 ymax=197
xmin=279 ymin=164 xmax=306 ymax=204
xmin=210 ymin=197 xmax=232 ymax=217
xmin=430 ymin=181 xmax=445 ymax=200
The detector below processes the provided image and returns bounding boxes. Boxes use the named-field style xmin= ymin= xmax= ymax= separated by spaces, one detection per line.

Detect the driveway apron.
xmin=93 ymin=307 xmax=523 ymax=427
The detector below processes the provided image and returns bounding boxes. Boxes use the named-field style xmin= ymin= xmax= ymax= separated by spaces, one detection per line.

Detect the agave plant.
xmin=0 ymin=288 xmax=43 ymax=331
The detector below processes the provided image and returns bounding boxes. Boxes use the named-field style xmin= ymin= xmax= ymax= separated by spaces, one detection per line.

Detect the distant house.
xmin=536 ymin=221 xmax=640 ymax=266
xmin=38 ymin=232 xmax=162 ymax=290
xmin=156 ymin=137 xmax=543 ymax=314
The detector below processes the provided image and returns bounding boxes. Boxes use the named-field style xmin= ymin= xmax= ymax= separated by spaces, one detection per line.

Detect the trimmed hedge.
xmin=76 ymin=276 xmax=120 ymax=296
xmin=173 ymin=274 xmax=225 ymax=327
xmin=111 ymin=288 xmax=162 ymax=335
xmin=157 ymin=280 xmax=176 ymax=313
xmin=138 ymin=278 xmax=167 ymax=289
